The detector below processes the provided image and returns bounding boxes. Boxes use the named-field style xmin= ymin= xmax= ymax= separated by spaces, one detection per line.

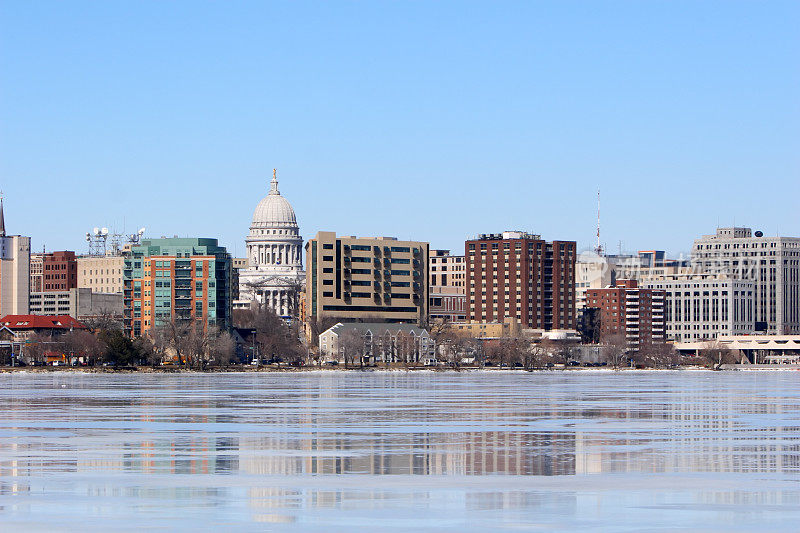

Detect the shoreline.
xmin=1 ymin=365 xmax=796 ymax=374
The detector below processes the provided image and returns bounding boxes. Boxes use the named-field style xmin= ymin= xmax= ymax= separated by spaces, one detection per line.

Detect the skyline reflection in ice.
xmin=1 ymin=371 xmax=799 ymax=531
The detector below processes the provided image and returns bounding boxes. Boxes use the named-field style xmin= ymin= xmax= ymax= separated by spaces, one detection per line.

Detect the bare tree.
xmin=338 ymin=328 xmax=363 ymax=369
xmin=698 ymin=340 xmax=737 ymax=368
xmin=602 ymin=333 xmax=629 ymax=370
xmin=634 ymin=342 xmax=680 ymax=368
xmin=235 ymin=305 xmax=303 ymax=364
xmin=552 ymin=340 xmax=577 ymax=369
xmin=523 ymin=342 xmax=548 ymax=370
xmin=62 ymin=330 xmax=103 ymax=366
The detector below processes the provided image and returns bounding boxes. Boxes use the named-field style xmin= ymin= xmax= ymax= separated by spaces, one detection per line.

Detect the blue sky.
xmin=1 ymin=1 xmax=798 ymax=258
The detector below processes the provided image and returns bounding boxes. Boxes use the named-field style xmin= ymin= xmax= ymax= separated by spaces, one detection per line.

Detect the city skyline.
xmin=1 ymin=2 xmax=798 ymax=256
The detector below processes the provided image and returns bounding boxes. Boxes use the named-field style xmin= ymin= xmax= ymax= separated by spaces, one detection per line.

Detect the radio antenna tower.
xmin=594 ymin=189 xmax=604 ymax=255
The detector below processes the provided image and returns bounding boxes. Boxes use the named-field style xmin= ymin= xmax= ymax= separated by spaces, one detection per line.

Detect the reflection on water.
xmin=1 ymin=371 xmax=800 ymax=531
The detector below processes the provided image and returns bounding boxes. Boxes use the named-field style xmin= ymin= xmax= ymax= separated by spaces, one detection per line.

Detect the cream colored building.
xmin=78 ymin=255 xmax=125 ymax=294
xmin=0 ymin=199 xmax=30 ymax=316
xmin=305 ymin=232 xmax=428 ymax=325
xmin=236 ymin=171 xmax=305 ymax=317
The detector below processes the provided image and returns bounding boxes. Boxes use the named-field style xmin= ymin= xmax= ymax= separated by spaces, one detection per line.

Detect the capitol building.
xmin=236 ymin=170 xmax=305 ymax=317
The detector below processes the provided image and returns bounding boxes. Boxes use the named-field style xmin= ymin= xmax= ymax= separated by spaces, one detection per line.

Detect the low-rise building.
xmin=0 ymin=314 xmax=88 ymax=340
xmin=452 ymin=318 xmax=521 ymax=339
xmin=29 ymin=288 xmax=123 ymax=322
xmin=319 ymin=322 xmax=435 ymax=365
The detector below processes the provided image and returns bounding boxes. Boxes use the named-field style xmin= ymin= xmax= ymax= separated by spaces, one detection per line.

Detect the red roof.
xmin=0 ymin=315 xmax=88 ymax=330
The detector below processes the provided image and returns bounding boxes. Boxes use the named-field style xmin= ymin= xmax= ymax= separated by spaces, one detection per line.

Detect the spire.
xmin=269 ymin=168 xmax=280 ymax=195
xmin=0 ymin=192 xmax=5 ymax=237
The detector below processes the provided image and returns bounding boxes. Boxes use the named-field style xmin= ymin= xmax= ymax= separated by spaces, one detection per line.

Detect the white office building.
xmin=641 ymin=275 xmax=755 ymax=342
xmin=692 ymin=228 xmax=800 ymax=334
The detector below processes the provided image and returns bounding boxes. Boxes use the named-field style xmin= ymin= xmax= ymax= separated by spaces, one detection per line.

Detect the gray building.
xmin=692 ymin=228 xmax=800 ymax=334
xmin=641 ymin=275 xmax=755 ymax=342
xmin=29 ymin=288 xmax=123 ymax=322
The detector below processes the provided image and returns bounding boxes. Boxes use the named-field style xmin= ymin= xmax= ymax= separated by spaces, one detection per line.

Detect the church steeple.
xmin=0 ymin=193 xmax=6 ymax=237
xmin=269 ymin=168 xmax=280 ymax=195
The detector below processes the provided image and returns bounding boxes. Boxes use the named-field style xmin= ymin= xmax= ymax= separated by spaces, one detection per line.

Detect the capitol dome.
xmin=251 ymin=172 xmax=297 ymax=228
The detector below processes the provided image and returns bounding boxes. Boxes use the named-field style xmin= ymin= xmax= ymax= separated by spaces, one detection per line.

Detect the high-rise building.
xmin=78 ymin=255 xmax=125 ymax=294
xmin=0 ymin=198 xmax=31 ymax=316
xmin=236 ymin=170 xmax=305 ymax=318
xmin=692 ymin=227 xmax=800 ymax=334
xmin=585 ymin=279 xmax=666 ymax=348
xmin=124 ymin=238 xmax=232 ymax=337
xmin=429 ymin=250 xmax=466 ymax=323
xmin=305 ymin=232 xmax=428 ymax=325
xmin=465 ymin=231 xmax=576 ymax=330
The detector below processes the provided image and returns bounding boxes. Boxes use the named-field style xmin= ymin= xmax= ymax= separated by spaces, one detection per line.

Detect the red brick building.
xmin=585 ymin=279 xmax=665 ymax=348
xmin=35 ymin=251 xmax=78 ymax=292
xmin=465 ymin=232 xmax=576 ymax=330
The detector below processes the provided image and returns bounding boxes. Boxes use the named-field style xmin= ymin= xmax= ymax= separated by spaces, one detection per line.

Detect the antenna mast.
xmin=594 ymin=189 xmax=604 ymax=255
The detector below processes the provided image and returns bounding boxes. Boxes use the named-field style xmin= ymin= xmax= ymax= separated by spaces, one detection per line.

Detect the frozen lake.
xmin=1 ymin=370 xmax=799 ymax=531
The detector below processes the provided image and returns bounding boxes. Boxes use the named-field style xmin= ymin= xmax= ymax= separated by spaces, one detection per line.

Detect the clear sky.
xmin=1 ymin=1 xmax=798 ymax=258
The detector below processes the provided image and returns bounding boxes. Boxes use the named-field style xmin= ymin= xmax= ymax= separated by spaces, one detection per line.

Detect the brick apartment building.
xmin=465 ymin=231 xmax=576 ymax=330
xmin=585 ymin=279 xmax=666 ymax=348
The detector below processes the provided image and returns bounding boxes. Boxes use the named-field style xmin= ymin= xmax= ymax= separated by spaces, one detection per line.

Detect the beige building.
xmin=30 ymin=253 xmax=44 ymax=292
xmin=0 ymin=199 xmax=30 ymax=315
xmin=78 ymin=255 xmax=125 ymax=294
xmin=453 ymin=318 xmax=520 ymax=338
xmin=305 ymin=232 xmax=428 ymax=325
xmin=429 ymin=249 xmax=466 ymax=291
xmin=429 ymin=249 xmax=467 ymax=322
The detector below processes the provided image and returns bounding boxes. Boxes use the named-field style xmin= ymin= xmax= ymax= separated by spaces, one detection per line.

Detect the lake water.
xmin=1 ymin=370 xmax=799 ymax=531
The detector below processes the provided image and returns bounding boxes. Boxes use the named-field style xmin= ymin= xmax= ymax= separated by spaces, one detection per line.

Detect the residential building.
xmin=0 ymin=198 xmax=30 ymax=316
xmin=585 ymin=279 xmax=666 ymax=348
xmin=466 ymin=231 xmax=576 ymax=330
xmin=318 ymin=322 xmax=435 ymax=365
xmin=692 ymin=227 xmax=800 ymax=334
xmin=305 ymin=232 xmax=429 ymax=325
xmin=236 ymin=170 xmax=305 ymax=317
xmin=77 ymin=255 xmax=125 ymax=294
xmin=429 ymin=249 xmax=466 ymax=322
xmin=640 ymin=275 xmax=755 ymax=342
xmin=29 ymin=288 xmax=124 ymax=322
xmin=124 ymin=238 xmax=232 ymax=337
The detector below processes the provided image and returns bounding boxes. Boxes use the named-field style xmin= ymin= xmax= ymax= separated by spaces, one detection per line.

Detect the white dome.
xmin=251 ymin=174 xmax=297 ymax=228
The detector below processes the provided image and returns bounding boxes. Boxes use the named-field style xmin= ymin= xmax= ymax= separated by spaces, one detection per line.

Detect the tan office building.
xmin=78 ymin=255 xmax=125 ymax=294
xmin=305 ymin=232 xmax=429 ymax=325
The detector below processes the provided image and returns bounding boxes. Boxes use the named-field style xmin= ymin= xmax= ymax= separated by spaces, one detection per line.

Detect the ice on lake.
xmin=1 ymin=370 xmax=799 ymax=531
